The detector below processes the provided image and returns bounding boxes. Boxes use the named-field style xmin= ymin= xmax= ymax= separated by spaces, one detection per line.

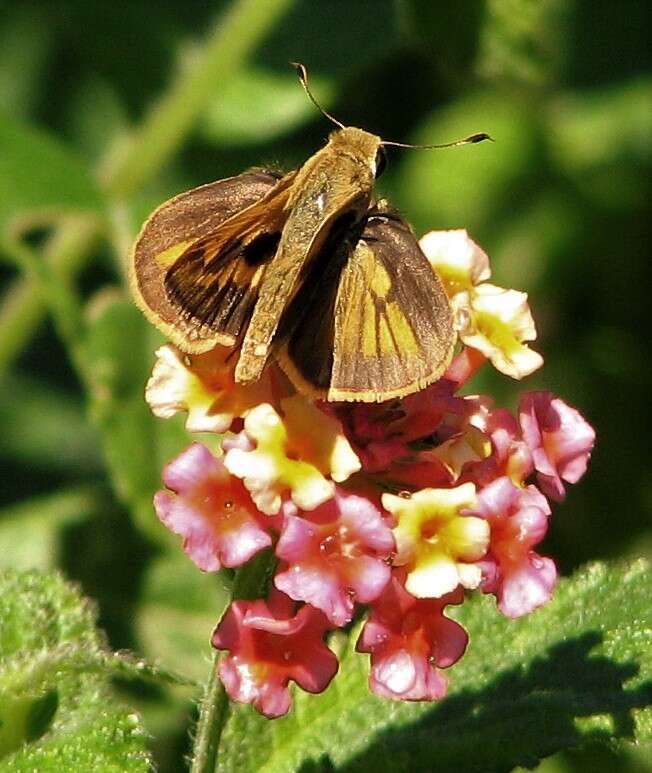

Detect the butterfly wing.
xmin=277 ymin=204 xmax=455 ymax=402
xmin=130 ymin=169 xmax=296 ymax=353
xmin=233 ymin=136 xmax=377 ymax=384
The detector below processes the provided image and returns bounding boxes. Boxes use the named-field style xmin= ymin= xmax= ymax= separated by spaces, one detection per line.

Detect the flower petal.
xmin=275 ymin=490 xmax=394 ymax=625
xmin=384 ymin=483 xmax=489 ymax=598
xmin=224 ymin=403 xmax=338 ymax=514
xmin=212 ymin=596 xmax=337 ymax=718
xmin=519 ymin=392 xmax=596 ymax=501
xmin=155 ymin=443 xmax=273 ymax=571
xmin=419 ymin=229 xmax=491 ymax=295
xmin=146 ymin=344 xmax=277 ymax=433
xmin=453 ymin=284 xmax=544 ymax=379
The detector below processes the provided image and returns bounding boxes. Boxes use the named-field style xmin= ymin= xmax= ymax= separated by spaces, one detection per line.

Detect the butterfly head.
xmin=327 ymin=126 xmax=386 ymax=179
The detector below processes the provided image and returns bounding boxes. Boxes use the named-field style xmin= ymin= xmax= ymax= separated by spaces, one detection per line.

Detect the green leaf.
xmin=0 ymin=114 xmax=103 ymax=236
xmin=0 ymin=486 xmax=100 ymax=572
xmin=400 ymin=0 xmax=485 ymax=79
xmin=545 ymin=77 xmax=652 ymax=208
xmin=137 ymin=552 xmax=231 ymax=683
xmin=0 ymin=373 xmax=102 ymax=475
xmin=0 ymin=5 xmax=54 ymax=120
xmin=82 ymin=289 xmax=193 ymax=543
xmin=259 ymin=0 xmax=400 ymax=79
xmin=67 ymin=74 xmax=129 ymax=161
xmin=200 ymin=67 xmax=334 ymax=147
xmin=476 ymin=0 xmax=571 ymax=87
xmin=0 ymin=569 xmax=151 ymax=771
xmin=212 ymin=561 xmax=652 ymax=773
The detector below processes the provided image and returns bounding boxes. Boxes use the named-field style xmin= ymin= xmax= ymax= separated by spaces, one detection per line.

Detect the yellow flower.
xmin=145 ymin=344 xmax=276 ymax=433
xmin=224 ymin=399 xmax=360 ymax=515
xmin=452 ymin=284 xmax=544 ymax=379
xmin=419 ymin=229 xmax=491 ymax=297
xmin=432 ymin=425 xmax=491 ymax=480
xmin=419 ymin=230 xmax=543 ymax=380
xmin=384 ymin=483 xmax=489 ymax=598
xmin=280 ymin=396 xmax=361 ymax=484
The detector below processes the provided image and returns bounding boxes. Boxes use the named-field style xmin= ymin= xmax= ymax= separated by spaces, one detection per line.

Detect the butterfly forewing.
xmin=277 ymin=205 xmax=455 ymax=402
xmin=130 ymin=169 xmax=295 ymax=353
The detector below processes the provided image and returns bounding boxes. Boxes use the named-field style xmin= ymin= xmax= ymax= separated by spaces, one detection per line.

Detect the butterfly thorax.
xmin=285 ymin=127 xmax=381 ymax=218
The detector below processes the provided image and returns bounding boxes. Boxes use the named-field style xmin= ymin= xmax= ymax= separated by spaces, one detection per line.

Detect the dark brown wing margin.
xmin=130 ymin=169 xmax=294 ymax=352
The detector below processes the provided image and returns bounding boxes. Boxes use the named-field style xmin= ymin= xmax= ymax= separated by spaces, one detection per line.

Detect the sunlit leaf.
xmin=212 ymin=561 xmax=652 ymax=773
xmin=0 ymin=115 xmax=103 ymax=235
xmin=201 ymin=67 xmax=334 ymax=147
xmin=0 ymin=570 xmax=151 ymax=771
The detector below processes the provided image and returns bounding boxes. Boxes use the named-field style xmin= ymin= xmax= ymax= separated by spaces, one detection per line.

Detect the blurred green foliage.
xmin=0 ymin=1 xmax=650 ymax=770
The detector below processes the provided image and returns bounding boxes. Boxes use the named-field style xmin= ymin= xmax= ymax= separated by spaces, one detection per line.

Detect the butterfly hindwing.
xmin=332 ymin=206 xmax=455 ymax=400
xmin=278 ymin=203 xmax=455 ymax=402
xmin=130 ymin=169 xmax=295 ymax=352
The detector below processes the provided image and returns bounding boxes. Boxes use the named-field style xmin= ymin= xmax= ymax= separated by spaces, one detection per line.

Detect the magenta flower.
xmin=519 ymin=392 xmax=596 ymax=501
xmin=274 ymin=490 xmax=395 ymax=626
xmin=463 ymin=407 xmax=533 ymax=488
xmin=325 ymin=400 xmax=410 ymax=473
xmin=329 ymin=378 xmax=466 ymax=475
xmin=212 ymin=591 xmax=338 ymax=718
xmin=357 ymin=573 xmax=468 ymax=701
xmin=473 ymin=476 xmax=556 ymax=617
xmin=154 ymin=443 xmax=275 ymax=571
xmin=140 ymin=222 xmax=596 ymax=718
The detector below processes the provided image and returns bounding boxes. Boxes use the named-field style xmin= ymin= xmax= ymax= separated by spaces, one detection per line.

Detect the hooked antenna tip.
xmin=290 ymin=61 xmax=307 ymax=81
xmin=467 ymin=132 xmax=494 ymax=143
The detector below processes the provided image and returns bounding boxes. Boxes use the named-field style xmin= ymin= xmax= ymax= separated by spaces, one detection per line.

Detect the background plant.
xmin=0 ymin=1 xmax=650 ymax=771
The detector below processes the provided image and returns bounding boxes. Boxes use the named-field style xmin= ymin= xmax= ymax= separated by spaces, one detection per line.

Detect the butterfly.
xmin=130 ymin=64 xmax=490 ymax=402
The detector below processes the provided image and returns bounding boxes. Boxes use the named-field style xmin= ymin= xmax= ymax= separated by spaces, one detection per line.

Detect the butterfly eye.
xmin=374 ymin=146 xmax=388 ymax=178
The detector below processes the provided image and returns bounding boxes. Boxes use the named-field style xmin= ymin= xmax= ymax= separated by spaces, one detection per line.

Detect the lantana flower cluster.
xmin=147 ymin=230 xmax=595 ymax=718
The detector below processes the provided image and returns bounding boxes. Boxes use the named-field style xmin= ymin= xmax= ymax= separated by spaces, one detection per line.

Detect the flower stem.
xmin=191 ymin=549 xmax=277 ymax=773
xmin=190 ymin=661 xmax=230 ymax=773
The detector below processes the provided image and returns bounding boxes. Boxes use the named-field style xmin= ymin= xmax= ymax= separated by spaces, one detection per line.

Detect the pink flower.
xmin=473 ymin=477 xmax=556 ymax=617
xmin=324 ymin=400 xmax=410 ymax=473
xmin=223 ymin=399 xmax=360 ymax=514
xmin=463 ymin=408 xmax=533 ymax=488
xmin=519 ymin=392 xmax=596 ymax=501
xmin=275 ymin=490 xmax=395 ymax=625
xmin=357 ymin=574 xmax=468 ymax=701
xmin=154 ymin=443 xmax=275 ymax=571
xmin=140 ymin=220 xmax=597 ymax=717
xmin=328 ymin=378 xmax=486 ymax=491
xmin=212 ymin=592 xmax=338 ymax=718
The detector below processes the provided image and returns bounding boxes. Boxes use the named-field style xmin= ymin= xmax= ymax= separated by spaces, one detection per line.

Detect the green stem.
xmin=0 ymin=216 xmax=100 ymax=375
xmin=190 ymin=659 xmax=230 ymax=773
xmin=191 ymin=550 xmax=277 ymax=773
xmin=0 ymin=0 xmax=296 ymax=374
xmin=100 ymin=0 xmax=296 ymax=200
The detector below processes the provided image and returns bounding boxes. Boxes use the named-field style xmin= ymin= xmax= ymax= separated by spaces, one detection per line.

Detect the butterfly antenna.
xmin=382 ymin=132 xmax=494 ymax=149
xmin=291 ymin=62 xmax=345 ymax=130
